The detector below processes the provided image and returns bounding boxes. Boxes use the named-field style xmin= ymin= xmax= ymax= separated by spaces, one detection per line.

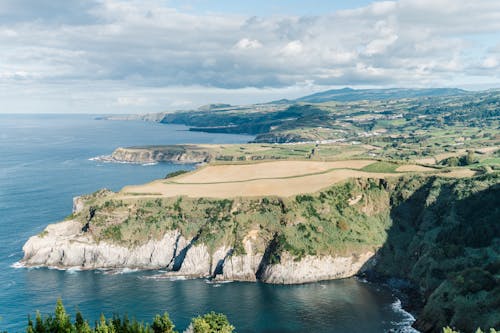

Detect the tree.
xmin=34 ymin=312 xmax=45 ymax=333
xmin=191 ymin=312 xmax=234 ymax=333
xmin=151 ymin=313 xmax=175 ymax=333
xmin=75 ymin=311 xmax=92 ymax=333
xmin=26 ymin=315 xmax=34 ymax=333
xmin=52 ymin=299 xmax=73 ymax=333
xmin=465 ymin=150 xmax=476 ymax=165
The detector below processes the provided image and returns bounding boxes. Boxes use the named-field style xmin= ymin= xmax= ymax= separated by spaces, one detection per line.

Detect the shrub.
xmin=191 ymin=312 xmax=234 ymax=333
xmin=22 ymin=300 xmax=238 ymax=333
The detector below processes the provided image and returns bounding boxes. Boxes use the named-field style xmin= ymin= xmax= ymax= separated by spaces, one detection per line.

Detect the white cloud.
xmin=115 ymin=96 xmax=149 ymax=106
xmin=0 ymin=0 xmax=499 ymax=112
xmin=365 ymin=34 xmax=398 ymax=55
xmin=234 ymin=38 xmax=262 ymax=50
xmin=482 ymin=56 xmax=498 ymax=69
xmin=281 ymin=40 xmax=303 ymax=56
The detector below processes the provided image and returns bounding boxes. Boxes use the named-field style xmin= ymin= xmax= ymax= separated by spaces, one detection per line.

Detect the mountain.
xmin=295 ymin=87 xmax=468 ymax=103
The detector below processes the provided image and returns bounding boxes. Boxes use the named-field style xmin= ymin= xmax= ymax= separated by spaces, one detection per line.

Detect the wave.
xmin=10 ymin=261 xmax=25 ymax=269
xmin=141 ymin=274 xmax=189 ymax=281
xmin=8 ymin=251 xmax=21 ymax=258
xmin=205 ymin=279 xmax=233 ymax=286
xmin=88 ymin=155 xmax=157 ymax=166
xmin=101 ymin=268 xmax=141 ymax=275
xmin=66 ymin=267 xmax=83 ymax=274
xmin=355 ymin=277 xmax=419 ymax=332
xmin=88 ymin=155 xmax=127 ymax=163
xmin=390 ymin=298 xmax=420 ymax=333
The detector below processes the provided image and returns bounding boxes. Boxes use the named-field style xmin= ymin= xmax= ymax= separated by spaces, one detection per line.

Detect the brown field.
xmin=476 ymin=146 xmax=499 ymax=154
xmin=118 ymin=160 xmax=477 ymax=199
xmin=439 ymin=169 xmax=477 ymax=178
xmin=434 ymin=150 xmax=466 ymax=163
xmin=120 ymin=168 xmax=395 ymax=198
xmin=175 ymin=160 xmax=376 ymax=184
xmin=414 ymin=158 xmax=436 ymax=165
xmin=119 ymin=160 xmax=391 ymax=198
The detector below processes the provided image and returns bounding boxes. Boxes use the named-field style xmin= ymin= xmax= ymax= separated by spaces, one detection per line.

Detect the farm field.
xmin=118 ymin=159 xmax=477 ymax=198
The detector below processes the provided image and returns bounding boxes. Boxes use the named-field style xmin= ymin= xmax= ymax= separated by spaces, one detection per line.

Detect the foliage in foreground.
xmin=20 ymin=299 xmax=234 ymax=333
xmin=443 ymin=327 xmax=498 ymax=333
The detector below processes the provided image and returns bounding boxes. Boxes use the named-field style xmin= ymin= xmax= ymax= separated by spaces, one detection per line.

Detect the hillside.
xmin=104 ymin=89 xmax=498 ymax=146
xmin=295 ymin=87 xmax=467 ymax=103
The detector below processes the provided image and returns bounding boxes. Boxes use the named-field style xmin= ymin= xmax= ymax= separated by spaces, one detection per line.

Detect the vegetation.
xmin=20 ymin=299 xmax=234 ymax=333
xmin=77 ymin=178 xmax=394 ymax=256
xmin=443 ymin=328 xmax=498 ymax=333
xmin=191 ymin=313 xmax=234 ymax=333
xmin=440 ymin=150 xmax=478 ymax=167
xmin=155 ymin=90 xmax=500 ymax=159
xmin=373 ymin=173 xmax=500 ymax=332
xmin=164 ymin=170 xmax=189 ymax=179
xmin=360 ymin=161 xmax=400 ymax=173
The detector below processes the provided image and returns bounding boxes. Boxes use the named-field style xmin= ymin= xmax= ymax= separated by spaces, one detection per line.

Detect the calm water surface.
xmin=0 ymin=114 xmax=416 ymax=332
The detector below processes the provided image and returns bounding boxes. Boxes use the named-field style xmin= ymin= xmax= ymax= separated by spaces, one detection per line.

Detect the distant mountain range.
xmin=290 ymin=87 xmax=468 ymax=103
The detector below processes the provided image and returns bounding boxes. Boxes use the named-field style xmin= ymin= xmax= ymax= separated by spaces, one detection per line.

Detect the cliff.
xmin=21 ymin=174 xmax=500 ymax=332
xmin=108 ymin=146 xmax=212 ymax=164
xmin=22 ymin=177 xmax=390 ymax=282
xmin=22 ymin=219 xmax=374 ymax=283
xmin=371 ymin=174 xmax=500 ymax=332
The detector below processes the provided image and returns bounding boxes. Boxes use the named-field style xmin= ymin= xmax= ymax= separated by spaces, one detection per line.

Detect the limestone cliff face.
xmin=258 ymin=252 xmax=376 ymax=284
xmin=109 ymin=147 xmax=211 ymax=164
xmin=21 ymin=219 xmax=375 ymax=283
xmin=22 ymin=220 xmax=183 ymax=269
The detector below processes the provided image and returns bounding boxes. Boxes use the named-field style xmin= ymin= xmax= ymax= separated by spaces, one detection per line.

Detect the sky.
xmin=1 ymin=0 xmax=500 ymax=113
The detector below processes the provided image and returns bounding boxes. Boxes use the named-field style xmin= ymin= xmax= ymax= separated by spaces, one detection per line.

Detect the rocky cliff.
xmin=22 ymin=219 xmax=375 ymax=283
xmin=109 ymin=146 xmax=212 ymax=164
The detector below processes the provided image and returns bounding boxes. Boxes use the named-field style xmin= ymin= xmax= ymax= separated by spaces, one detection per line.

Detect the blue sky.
xmin=167 ymin=0 xmax=374 ymax=16
xmin=0 ymin=0 xmax=499 ymax=113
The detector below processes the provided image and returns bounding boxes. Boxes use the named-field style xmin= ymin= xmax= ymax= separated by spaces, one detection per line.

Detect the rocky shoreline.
xmin=22 ymin=195 xmax=377 ymax=284
xmin=21 ymin=218 xmax=376 ymax=285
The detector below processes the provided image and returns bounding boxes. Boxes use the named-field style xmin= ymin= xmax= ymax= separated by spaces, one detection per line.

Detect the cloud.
xmin=0 ymin=0 xmax=499 ymax=112
xmin=481 ymin=56 xmax=498 ymax=69
xmin=115 ymin=96 xmax=149 ymax=106
xmin=234 ymin=38 xmax=262 ymax=50
xmin=281 ymin=40 xmax=304 ymax=56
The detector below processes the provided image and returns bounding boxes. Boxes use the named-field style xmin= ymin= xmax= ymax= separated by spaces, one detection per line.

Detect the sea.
xmin=0 ymin=114 xmax=418 ymax=333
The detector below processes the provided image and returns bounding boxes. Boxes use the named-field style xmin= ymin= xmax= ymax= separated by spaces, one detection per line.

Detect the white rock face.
xmin=22 ymin=220 xmax=376 ymax=284
xmin=221 ymin=254 xmax=262 ymax=281
xmin=259 ymin=252 xmax=375 ymax=284
xmin=110 ymin=147 xmax=210 ymax=164
xmin=177 ymin=244 xmax=211 ymax=276
xmin=72 ymin=196 xmax=85 ymax=214
xmin=22 ymin=220 xmax=183 ymax=270
xmin=220 ymin=237 xmax=263 ymax=281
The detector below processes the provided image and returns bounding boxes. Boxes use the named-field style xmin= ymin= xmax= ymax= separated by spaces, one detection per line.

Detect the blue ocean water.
xmin=0 ymin=114 xmax=417 ymax=332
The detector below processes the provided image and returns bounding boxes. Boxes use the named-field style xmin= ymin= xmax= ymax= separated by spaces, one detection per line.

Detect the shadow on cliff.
xmin=366 ymin=175 xmax=500 ymax=333
xmin=171 ymin=231 xmax=201 ymax=271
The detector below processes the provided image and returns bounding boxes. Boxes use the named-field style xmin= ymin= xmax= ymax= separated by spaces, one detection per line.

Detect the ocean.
xmin=0 ymin=114 xmax=417 ymax=332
